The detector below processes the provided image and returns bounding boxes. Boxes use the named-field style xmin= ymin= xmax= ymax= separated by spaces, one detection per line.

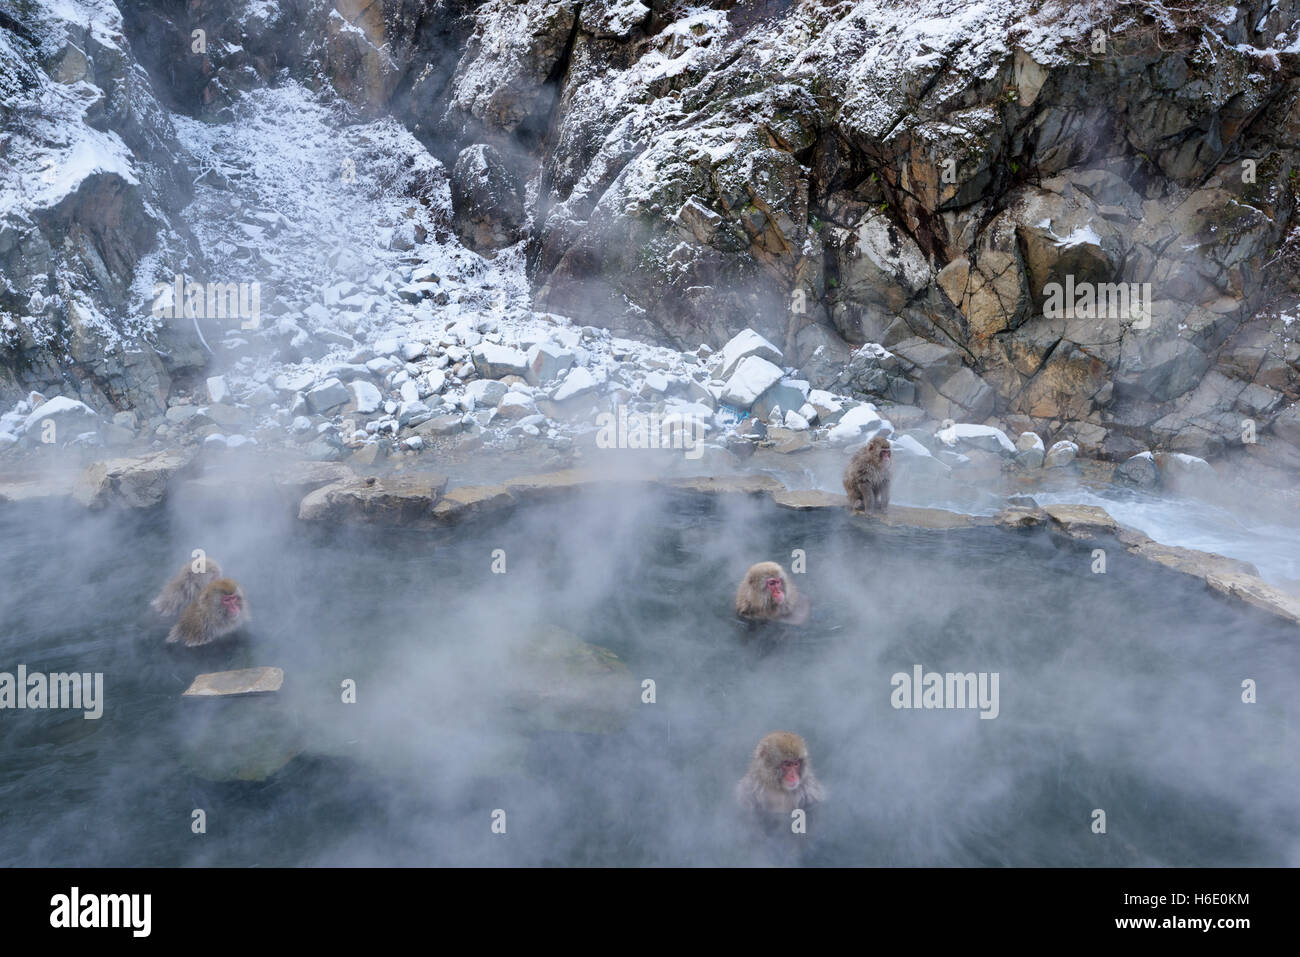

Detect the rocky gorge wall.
xmin=2 ymin=0 xmax=1299 ymax=478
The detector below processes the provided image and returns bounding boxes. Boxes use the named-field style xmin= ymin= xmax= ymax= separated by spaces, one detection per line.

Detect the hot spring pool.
xmin=0 ymin=485 xmax=1295 ymax=866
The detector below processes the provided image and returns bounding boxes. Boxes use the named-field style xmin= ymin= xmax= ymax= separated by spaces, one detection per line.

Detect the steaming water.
xmin=1 ymin=488 xmax=1296 ymax=867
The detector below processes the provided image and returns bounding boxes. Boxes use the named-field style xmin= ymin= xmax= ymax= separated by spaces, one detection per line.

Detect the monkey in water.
xmin=734 ymin=562 xmax=810 ymax=625
xmin=736 ymin=731 xmax=825 ymax=818
xmin=167 ymin=579 xmax=249 ymax=647
xmin=843 ymin=434 xmax=892 ymax=512
xmin=151 ymin=557 xmax=223 ymax=620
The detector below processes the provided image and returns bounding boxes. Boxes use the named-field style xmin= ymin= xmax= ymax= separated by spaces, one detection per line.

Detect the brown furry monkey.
xmin=843 ymin=434 xmax=892 ymax=512
xmin=736 ymin=731 xmax=825 ymax=817
xmin=735 ymin=562 xmax=810 ymax=625
xmin=167 ymin=579 xmax=249 ymax=647
xmin=151 ymin=557 xmax=223 ymax=620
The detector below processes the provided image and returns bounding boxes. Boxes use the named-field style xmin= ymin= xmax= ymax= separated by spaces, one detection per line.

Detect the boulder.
xmin=298 ymin=474 xmax=449 ymax=524
xmin=525 ymin=342 xmax=577 ymax=386
xmin=351 ymin=380 xmax=383 ymax=414
xmin=305 ymin=378 xmax=351 ymax=414
xmin=73 ymin=450 xmax=196 ymax=509
xmin=449 ymin=144 xmax=526 ymax=253
xmin=21 ymin=397 xmax=100 ymax=445
xmin=1044 ymin=440 xmax=1079 ymax=469
xmin=472 ymin=343 xmax=530 ymax=380
xmin=1014 ymin=431 xmax=1045 ymax=469
xmin=714 ymin=329 xmax=783 ymax=380
xmin=936 ymin=423 xmax=1016 ymax=455
xmin=1116 ymin=451 xmax=1158 ymax=488
xmin=720 ymin=356 xmax=784 ymax=409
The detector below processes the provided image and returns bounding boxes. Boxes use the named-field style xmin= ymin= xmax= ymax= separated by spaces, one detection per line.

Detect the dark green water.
xmin=0 ymin=485 xmax=1295 ymax=866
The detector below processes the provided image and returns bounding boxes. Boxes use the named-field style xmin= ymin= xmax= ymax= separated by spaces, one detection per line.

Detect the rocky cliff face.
xmin=430 ymin=0 xmax=1300 ymax=463
xmin=1 ymin=0 xmax=203 ymax=416
xmin=2 ymin=0 xmax=1299 ymax=472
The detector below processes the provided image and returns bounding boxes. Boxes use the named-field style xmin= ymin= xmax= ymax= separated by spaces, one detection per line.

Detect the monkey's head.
xmin=747 ymin=561 xmax=789 ymax=610
xmin=205 ymin=579 xmax=244 ymax=620
xmin=756 ymin=731 xmax=810 ymax=791
xmin=866 ymin=434 xmax=891 ymax=463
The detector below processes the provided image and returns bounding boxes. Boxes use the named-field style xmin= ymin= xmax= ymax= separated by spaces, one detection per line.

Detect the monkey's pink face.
xmin=220 ymin=593 xmax=242 ymax=619
xmin=764 ymin=576 xmax=785 ymax=606
xmin=779 ymin=758 xmax=803 ymax=790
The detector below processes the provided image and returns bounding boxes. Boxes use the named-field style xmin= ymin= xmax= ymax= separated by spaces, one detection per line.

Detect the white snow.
xmin=720 ymin=355 xmax=784 ymax=408
xmin=714 ymin=328 xmax=784 ymax=379
xmin=936 ymin=423 xmax=1016 ymax=454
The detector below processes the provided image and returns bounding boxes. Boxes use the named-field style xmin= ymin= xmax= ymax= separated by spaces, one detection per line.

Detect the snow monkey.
xmin=151 ymin=556 xmax=223 ymax=620
xmin=736 ymin=731 xmax=825 ymax=817
xmin=734 ymin=562 xmax=810 ymax=625
xmin=843 ymin=434 xmax=892 ymax=512
xmin=167 ymin=579 xmax=249 ymax=647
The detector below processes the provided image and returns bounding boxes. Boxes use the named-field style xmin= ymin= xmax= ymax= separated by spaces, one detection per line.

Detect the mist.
xmin=0 ymin=465 xmax=1295 ymax=867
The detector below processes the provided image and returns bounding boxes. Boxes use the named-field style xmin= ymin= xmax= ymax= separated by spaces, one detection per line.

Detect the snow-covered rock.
xmin=305 ymin=379 xmax=350 ymax=414
xmin=464 ymin=379 xmax=510 ymax=408
xmin=21 ymin=397 xmax=100 ymax=442
xmin=1117 ymin=451 xmax=1158 ymax=487
xmin=1044 ymin=441 xmax=1078 ymax=468
xmin=936 ymin=423 xmax=1016 ymax=455
xmin=552 ymin=367 xmax=602 ymax=402
xmin=525 ymin=342 xmax=577 ymax=386
xmin=497 ymin=392 xmax=538 ymax=419
xmin=206 ymin=376 xmax=229 ymax=404
xmin=720 ymin=356 xmax=784 ymax=409
xmin=1015 ymin=432 xmax=1045 ymax=469
xmin=351 ymin=380 xmax=383 ymax=415
xmin=472 ymin=343 xmax=530 ymax=380
xmin=714 ymin=329 xmax=783 ymax=380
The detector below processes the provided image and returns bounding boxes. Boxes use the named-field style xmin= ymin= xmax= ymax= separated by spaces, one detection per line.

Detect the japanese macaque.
xmin=734 ymin=562 xmax=809 ymax=625
xmin=151 ymin=557 xmax=223 ymax=620
xmin=843 ymin=434 xmax=892 ymax=512
xmin=166 ymin=579 xmax=249 ymax=647
xmin=736 ymin=731 xmax=825 ymax=817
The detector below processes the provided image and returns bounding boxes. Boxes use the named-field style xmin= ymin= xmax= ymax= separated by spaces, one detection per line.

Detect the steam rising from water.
xmin=0 ymin=485 xmax=1295 ymax=866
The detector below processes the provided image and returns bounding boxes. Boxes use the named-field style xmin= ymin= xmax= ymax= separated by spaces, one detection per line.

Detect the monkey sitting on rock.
xmin=843 ymin=434 xmax=892 ymax=512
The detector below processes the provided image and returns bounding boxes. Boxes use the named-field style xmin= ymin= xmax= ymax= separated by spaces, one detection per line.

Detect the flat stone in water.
xmin=183 ymin=667 xmax=285 ymax=697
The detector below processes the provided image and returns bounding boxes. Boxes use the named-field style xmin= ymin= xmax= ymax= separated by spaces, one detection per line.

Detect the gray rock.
xmin=465 ymin=379 xmax=510 ymax=408
xmin=1044 ymin=440 xmax=1079 ymax=469
xmin=351 ymin=380 xmax=383 ymax=415
xmin=752 ymin=378 xmax=811 ymax=423
xmin=415 ymin=415 xmax=465 ymax=437
xmin=206 ymin=403 xmax=251 ymax=429
xmin=1014 ymin=432 xmax=1045 ymax=468
xmin=1116 ymin=451 xmax=1158 ymax=487
xmin=73 ymin=450 xmax=196 ymax=509
xmin=450 ymin=144 xmax=526 ymax=252
xmin=525 ymin=342 xmax=577 ymax=386
xmin=21 ymin=397 xmax=99 ymax=444
xmin=472 ymin=343 xmax=530 ymax=380
xmin=305 ymin=379 xmax=351 ymax=414
xmin=720 ymin=356 xmax=784 ymax=409
xmin=714 ymin=329 xmax=783 ymax=380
